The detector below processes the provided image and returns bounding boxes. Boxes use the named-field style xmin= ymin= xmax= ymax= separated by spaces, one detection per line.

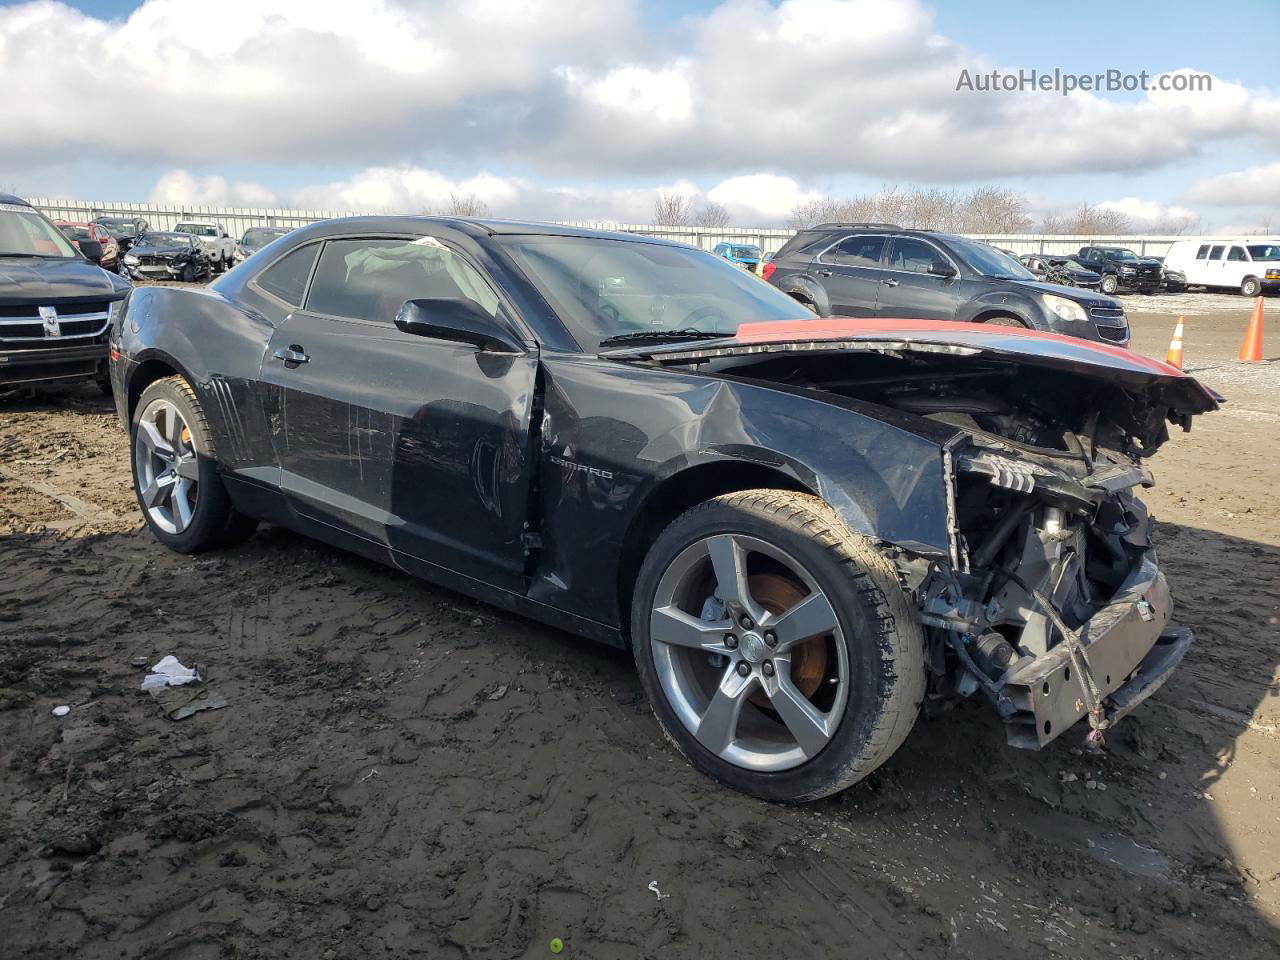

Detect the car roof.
xmin=0 ymin=194 xmax=31 ymax=207
xmin=281 ymin=215 xmax=695 ymax=249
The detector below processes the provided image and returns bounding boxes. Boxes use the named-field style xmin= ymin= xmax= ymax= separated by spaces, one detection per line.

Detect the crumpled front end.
xmin=656 ymin=323 xmax=1221 ymax=748
xmin=915 ymin=441 xmax=1192 ymax=748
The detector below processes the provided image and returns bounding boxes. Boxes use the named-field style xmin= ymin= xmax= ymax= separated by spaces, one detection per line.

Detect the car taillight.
xmin=761 ymin=262 xmax=776 ymax=281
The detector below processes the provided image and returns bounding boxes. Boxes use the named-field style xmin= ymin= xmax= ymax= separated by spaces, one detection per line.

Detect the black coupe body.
xmin=109 ymin=217 xmax=1216 ymax=801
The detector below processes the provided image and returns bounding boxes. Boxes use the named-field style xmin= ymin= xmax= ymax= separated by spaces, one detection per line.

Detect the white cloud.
xmin=148 ymin=170 xmax=277 ymax=207
xmin=3 ymin=0 xmax=1279 ymax=191
xmin=140 ymin=166 xmax=827 ymax=225
xmin=1096 ymin=197 xmax=1200 ymax=230
xmin=1184 ymin=163 xmax=1280 ymax=207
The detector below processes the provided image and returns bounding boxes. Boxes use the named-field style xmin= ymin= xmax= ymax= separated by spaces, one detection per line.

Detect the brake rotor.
xmin=747 ymin=572 xmax=829 ymax=705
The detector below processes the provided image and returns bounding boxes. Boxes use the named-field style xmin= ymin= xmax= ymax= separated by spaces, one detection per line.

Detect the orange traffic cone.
xmin=1239 ymin=297 xmax=1264 ymax=362
xmin=1165 ymin=316 xmax=1185 ymax=369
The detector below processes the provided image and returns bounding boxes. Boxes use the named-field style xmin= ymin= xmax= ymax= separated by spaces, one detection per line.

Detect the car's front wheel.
xmin=1100 ymin=274 xmax=1119 ymax=295
xmin=1242 ymin=277 xmax=1261 ymax=297
xmin=631 ymin=490 xmax=925 ymax=802
xmin=130 ymin=376 xmax=258 ymax=553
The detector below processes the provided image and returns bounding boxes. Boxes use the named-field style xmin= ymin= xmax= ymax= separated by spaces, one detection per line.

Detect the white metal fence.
xmin=24 ymin=196 xmax=1225 ymax=258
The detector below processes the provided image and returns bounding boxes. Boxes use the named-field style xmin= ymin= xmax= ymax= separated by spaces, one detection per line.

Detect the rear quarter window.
xmin=255 ymin=244 xmax=320 ymax=307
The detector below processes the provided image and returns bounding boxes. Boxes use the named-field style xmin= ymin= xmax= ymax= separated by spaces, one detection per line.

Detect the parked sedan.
xmin=238 ymin=226 xmax=291 ymax=260
xmin=93 ymin=215 xmax=149 ymax=255
xmin=121 ymin=232 xmax=211 ymax=282
xmin=713 ymin=242 xmax=763 ymax=272
xmin=1019 ymin=254 xmax=1102 ymax=289
xmin=56 ymin=221 xmax=120 ymax=272
xmin=110 ymin=217 xmax=1215 ymax=801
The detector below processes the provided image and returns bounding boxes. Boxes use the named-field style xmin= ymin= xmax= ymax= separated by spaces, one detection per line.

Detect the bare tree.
xmin=443 ymin=192 xmax=490 ymax=217
xmin=653 ymin=190 xmax=694 ymax=226
xmin=787 ymin=186 xmax=1032 ymax=234
xmin=1040 ymin=203 xmax=1132 ymax=236
xmin=693 ymin=201 xmax=731 ymax=228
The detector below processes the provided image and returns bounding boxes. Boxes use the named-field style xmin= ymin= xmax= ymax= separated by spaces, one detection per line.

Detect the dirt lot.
xmin=2 ymin=292 xmax=1278 ymax=959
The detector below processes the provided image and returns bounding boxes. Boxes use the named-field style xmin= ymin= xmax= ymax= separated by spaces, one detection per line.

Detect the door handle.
xmin=817 ymin=269 xmax=833 ymax=277
xmin=880 ymin=278 xmax=899 ymax=287
xmin=273 ymin=345 xmax=309 ymax=365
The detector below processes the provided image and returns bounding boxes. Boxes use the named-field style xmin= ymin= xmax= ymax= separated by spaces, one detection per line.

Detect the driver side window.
xmin=305 ymin=237 xmax=501 ymax=324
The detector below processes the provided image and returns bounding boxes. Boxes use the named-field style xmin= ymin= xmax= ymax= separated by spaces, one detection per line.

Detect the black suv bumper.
xmin=0 ymin=341 xmax=109 ymax=387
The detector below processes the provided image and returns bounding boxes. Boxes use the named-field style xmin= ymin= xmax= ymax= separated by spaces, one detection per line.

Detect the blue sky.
xmin=3 ymin=0 xmax=1277 ymax=228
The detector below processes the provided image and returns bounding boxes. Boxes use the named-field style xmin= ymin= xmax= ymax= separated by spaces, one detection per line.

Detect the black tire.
xmin=214 ymin=255 xmax=225 ymax=274
xmin=1242 ymin=277 xmax=1261 ymax=298
xmin=181 ymin=264 xmax=196 ymax=283
xmin=631 ymin=490 xmax=925 ymax=802
xmin=130 ymin=376 xmax=258 ymax=553
xmin=1100 ymin=274 xmax=1119 ymax=295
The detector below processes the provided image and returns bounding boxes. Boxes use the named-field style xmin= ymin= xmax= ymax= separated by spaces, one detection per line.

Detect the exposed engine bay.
xmin=699 ymin=344 xmax=1219 ymax=748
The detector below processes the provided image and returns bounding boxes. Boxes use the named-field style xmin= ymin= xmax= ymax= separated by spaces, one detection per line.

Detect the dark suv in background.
xmin=1075 ymin=246 xmax=1162 ymax=295
xmin=765 ymin=223 xmax=1130 ymax=345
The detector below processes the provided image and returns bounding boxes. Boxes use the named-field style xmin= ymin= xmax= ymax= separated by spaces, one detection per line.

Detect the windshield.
xmin=948 ymin=237 xmax=1035 ymax=280
xmin=59 ymin=224 xmax=92 ymax=242
xmin=97 ymin=220 xmax=137 ymax=238
xmin=731 ymin=245 xmax=762 ymax=259
xmin=1247 ymin=244 xmax=1280 ymax=261
xmin=175 ymin=223 xmax=217 ymax=237
xmin=500 ymin=236 xmax=811 ymax=350
xmin=0 ymin=206 xmax=79 ymax=258
xmin=138 ymin=232 xmax=193 ymax=247
xmin=1103 ymin=248 xmax=1139 ymax=261
xmin=242 ymin=228 xmax=286 ymax=246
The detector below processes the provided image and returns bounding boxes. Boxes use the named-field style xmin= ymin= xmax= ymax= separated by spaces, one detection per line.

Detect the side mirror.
xmin=928 ymin=261 xmax=957 ymax=278
xmin=395 ymin=298 xmax=519 ymax=352
xmin=79 ymin=238 xmax=104 ymax=264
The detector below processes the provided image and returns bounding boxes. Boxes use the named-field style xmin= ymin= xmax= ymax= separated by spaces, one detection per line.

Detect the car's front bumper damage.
xmin=992 ymin=552 xmax=1191 ymax=748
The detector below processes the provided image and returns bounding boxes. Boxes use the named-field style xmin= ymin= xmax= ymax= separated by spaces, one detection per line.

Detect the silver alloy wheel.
xmin=649 ymin=533 xmax=849 ymax=772
xmin=134 ymin=398 xmax=199 ymax=535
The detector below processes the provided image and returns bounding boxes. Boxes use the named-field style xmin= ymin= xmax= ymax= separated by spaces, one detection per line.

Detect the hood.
xmin=0 ymin=256 xmax=129 ymax=304
xmin=131 ymin=242 xmax=195 ymax=258
xmin=603 ymin=316 xmax=1219 ymax=443
xmin=1009 ymin=278 xmax=1116 ymax=305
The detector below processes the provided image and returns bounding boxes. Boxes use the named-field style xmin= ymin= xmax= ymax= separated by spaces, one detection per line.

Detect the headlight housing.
xmin=124 ymin=254 xmax=139 ymax=264
xmin=1041 ymin=294 xmax=1089 ymax=323
xmin=1120 ymin=266 xmax=1136 ymax=274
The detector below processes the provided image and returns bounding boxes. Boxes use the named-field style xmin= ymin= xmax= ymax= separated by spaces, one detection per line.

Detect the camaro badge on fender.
xmin=39 ymin=306 xmax=60 ymax=338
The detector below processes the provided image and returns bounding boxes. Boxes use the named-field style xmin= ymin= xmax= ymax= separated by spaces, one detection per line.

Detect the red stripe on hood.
xmin=734 ymin=317 xmax=1186 ymax=378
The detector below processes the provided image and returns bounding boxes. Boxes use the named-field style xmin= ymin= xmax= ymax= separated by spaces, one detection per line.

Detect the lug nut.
xmin=736 ymin=661 xmax=752 ymax=677
xmin=762 ymin=660 xmax=775 ymax=677
xmin=724 ymin=634 xmax=739 ymax=649
xmin=739 ymin=615 xmax=754 ymax=630
xmin=764 ymin=631 xmax=777 ymax=647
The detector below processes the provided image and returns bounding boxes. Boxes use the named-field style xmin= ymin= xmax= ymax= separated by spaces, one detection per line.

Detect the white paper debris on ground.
xmin=647 ymin=880 xmax=670 ymax=901
xmin=52 ymin=705 xmax=70 ymax=717
xmin=141 ymin=655 xmax=201 ymax=691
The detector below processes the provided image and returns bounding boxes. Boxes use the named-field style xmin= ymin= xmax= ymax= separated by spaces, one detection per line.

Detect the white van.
xmin=1163 ymin=238 xmax=1280 ymax=297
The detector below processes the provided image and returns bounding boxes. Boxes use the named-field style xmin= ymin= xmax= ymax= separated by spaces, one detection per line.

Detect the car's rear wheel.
xmin=789 ymin=293 xmax=819 ymax=315
xmin=131 ymin=376 xmax=257 ymax=553
xmin=631 ymin=490 xmax=925 ymax=802
xmin=1242 ymin=277 xmax=1261 ymax=297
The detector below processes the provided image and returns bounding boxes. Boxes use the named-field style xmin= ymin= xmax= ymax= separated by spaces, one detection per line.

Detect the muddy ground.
xmin=1 ymin=292 xmax=1278 ymax=959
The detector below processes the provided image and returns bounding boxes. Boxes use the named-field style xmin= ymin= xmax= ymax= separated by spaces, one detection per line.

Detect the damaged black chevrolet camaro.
xmin=108 ymin=218 xmax=1217 ymax=801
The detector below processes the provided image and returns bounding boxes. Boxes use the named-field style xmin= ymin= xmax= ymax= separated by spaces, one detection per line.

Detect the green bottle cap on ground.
xmin=549 ymin=937 xmax=564 ymax=954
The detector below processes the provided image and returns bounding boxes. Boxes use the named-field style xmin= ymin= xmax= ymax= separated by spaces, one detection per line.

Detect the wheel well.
xmin=972 ymin=309 xmax=1025 ymax=325
xmin=614 ymin=461 xmax=812 ymax=645
xmin=126 ymin=358 xmax=182 ymax=423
